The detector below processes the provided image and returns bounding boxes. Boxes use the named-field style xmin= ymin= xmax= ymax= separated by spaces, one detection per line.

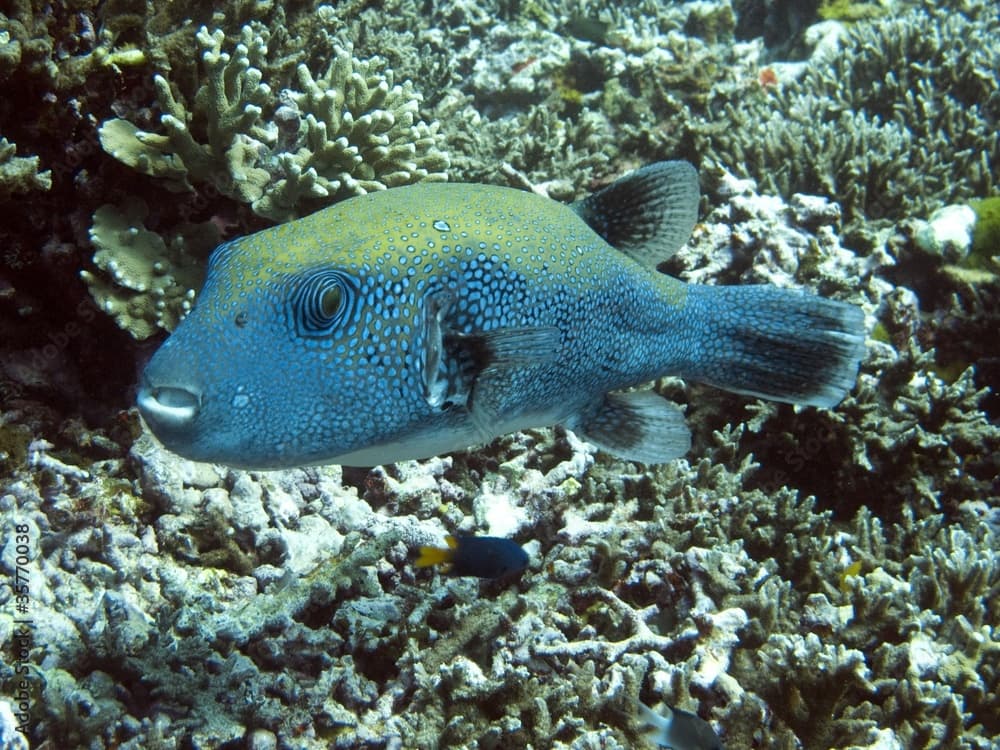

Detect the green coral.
xmin=817 ymin=0 xmax=885 ymax=22
xmin=0 ymin=3 xmax=55 ymax=83
xmin=99 ymin=24 xmax=449 ymax=222
xmin=0 ymin=419 xmax=32 ymax=474
xmin=0 ymin=137 xmax=50 ymax=200
xmin=969 ymin=197 xmax=1000 ymax=266
xmin=81 ymin=198 xmax=217 ymax=339
xmin=253 ymin=43 xmax=450 ymax=220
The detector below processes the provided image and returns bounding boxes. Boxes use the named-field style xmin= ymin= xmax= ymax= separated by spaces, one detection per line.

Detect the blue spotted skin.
xmin=138 ymin=166 xmax=865 ymax=469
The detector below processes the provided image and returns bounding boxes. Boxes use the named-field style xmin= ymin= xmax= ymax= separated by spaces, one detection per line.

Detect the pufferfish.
xmin=137 ymin=162 xmax=866 ymax=469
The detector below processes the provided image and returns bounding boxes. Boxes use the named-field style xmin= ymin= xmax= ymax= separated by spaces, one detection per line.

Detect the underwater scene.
xmin=0 ymin=0 xmax=998 ymax=747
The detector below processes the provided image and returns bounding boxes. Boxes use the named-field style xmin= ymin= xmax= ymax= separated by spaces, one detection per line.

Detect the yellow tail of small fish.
xmin=415 ymin=535 xmax=459 ymax=568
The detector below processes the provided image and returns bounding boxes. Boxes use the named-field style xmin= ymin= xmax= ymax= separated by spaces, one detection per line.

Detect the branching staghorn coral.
xmin=98 ymin=24 xmax=449 ymax=222
xmin=255 ymin=45 xmax=449 ymax=220
xmin=696 ymin=0 xmax=999 ymax=228
xmin=442 ymin=98 xmax=618 ymax=196
xmin=98 ymin=26 xmax=273 ymax=200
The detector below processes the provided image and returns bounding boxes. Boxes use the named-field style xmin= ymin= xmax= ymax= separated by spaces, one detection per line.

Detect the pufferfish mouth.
xmin=137 ymin=383 xmax=201 ymax=431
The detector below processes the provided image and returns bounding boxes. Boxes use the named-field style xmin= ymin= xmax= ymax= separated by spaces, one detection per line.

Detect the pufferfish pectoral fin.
xmin=571 ymin=160 xmax=700 ymax=269
xmin=420 ymin=290 xmax=560 ymax=410
xmin=462 ymin=326 xmax=562 ymax=369
xmin=570 ymin=390 xmax=691 ymax=464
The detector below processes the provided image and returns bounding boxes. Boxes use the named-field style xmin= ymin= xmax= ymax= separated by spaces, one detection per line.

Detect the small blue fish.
xmin=638 ymin=701 xmax=724 ymax=750
xmin=415 ymin=535 xmax=528 ymax=579
xmin=137 ymin=161 xmax=865 ymax=468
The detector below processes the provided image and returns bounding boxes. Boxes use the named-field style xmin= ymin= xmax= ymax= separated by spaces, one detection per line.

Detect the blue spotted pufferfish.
xmin=137 ymin=162 xmax=866 ymax=469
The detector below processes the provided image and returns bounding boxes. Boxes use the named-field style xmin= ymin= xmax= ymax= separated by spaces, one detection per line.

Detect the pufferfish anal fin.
xmin=571 ymin=161 xmax=700 ymax=269
xmin=570 ymin=390 xmax=691 ymax=464
xmin=420 ymin=290 xmax=560 ymax=410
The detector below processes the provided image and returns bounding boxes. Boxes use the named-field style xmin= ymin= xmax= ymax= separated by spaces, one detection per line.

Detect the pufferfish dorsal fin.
xmin=420 ymin=291 xmax=560 ymax=410
xmin=571 ymin=161 xmax=700 ymax=269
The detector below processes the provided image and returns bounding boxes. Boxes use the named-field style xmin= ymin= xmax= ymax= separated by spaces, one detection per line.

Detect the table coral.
xmin=81 ymin=198 xmax=215 ymax=339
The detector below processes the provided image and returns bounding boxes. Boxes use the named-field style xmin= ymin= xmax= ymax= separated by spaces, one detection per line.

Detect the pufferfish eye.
xmin=290 ymin=268 xmax=360 ymax=337
xmin=321 ymin=286 xmax=342 ymax=318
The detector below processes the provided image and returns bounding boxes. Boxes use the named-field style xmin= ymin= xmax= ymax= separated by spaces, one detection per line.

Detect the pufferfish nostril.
xmin=136 ymin=385 xmax=201 ymax=429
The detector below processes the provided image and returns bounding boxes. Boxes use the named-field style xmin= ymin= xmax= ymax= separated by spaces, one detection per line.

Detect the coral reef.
xmin=697 ymin=0 xmax=999 ymax=231
xmin=1 ymin=0 xmax=998 ymax=748
xmin=4 ymin=175 xmax=999 ymax=747
xmin=2 ymin=389 xmax=997 ymax=747
xmin=99 ymin=25 xmax=449 ymax=222
xmin=0 ymin=1 xmax=139 ymax=89
xmin=0 ymin=138 xmax=50 ymax=201
xmin=81 ymin=198 xmax=215 ymax=339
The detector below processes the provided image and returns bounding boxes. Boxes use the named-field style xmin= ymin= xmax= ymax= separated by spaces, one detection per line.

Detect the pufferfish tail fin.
xmin=571 ymin=161 xmax=700 ymax=269
xmin=682 ymin=284 xmax=867 ymax=408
